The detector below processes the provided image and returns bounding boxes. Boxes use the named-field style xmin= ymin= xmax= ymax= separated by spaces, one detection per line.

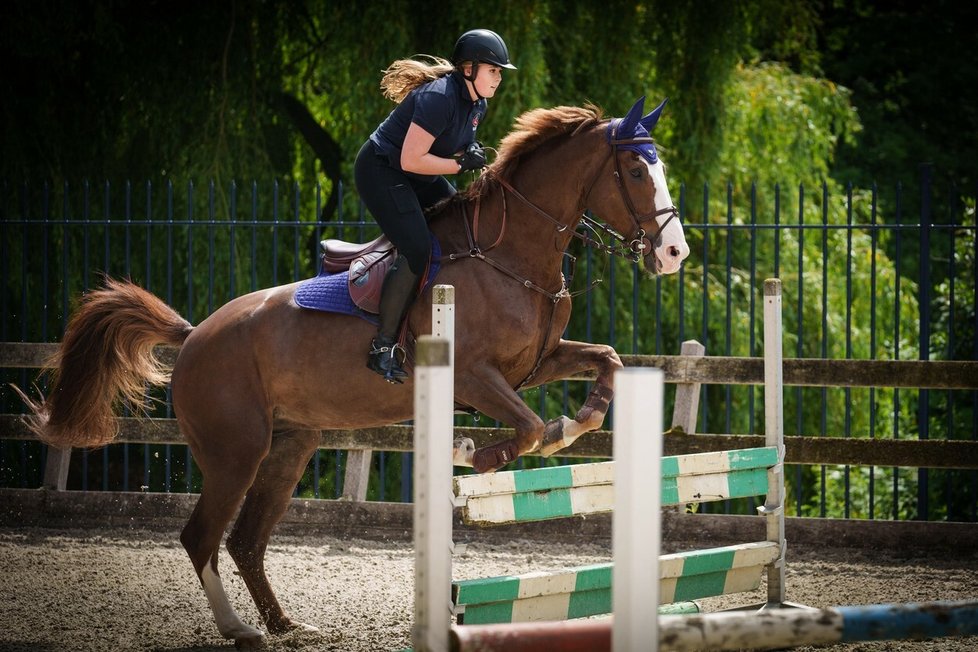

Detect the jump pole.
xmin=412 ymin=285 xmax=456 ymax=652
xmin=449 ymin=599 xmax=978 ymax=651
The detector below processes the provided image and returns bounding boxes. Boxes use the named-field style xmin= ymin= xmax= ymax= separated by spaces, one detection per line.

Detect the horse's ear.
xmin=618 ymin=96 xmax=646 ymax=137
xmin=640 ymin=98 xmax=668 ymax=131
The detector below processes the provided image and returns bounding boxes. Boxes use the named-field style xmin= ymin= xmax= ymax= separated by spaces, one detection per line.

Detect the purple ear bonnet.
xmin=608 ymin=96 xmax=667 ymax=165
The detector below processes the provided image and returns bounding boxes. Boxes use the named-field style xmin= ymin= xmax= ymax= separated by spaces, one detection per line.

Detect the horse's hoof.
xmin=266 ymin=618 xmax=320 ymax=636
xmin=540 ymin=416 xmax=578 ymax=457
xmin=453 ymin=437 xmax=475 ymax=467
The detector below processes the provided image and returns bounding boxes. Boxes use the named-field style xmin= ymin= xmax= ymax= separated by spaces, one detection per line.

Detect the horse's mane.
xmin=460 ymin=103 xmax=605 ymax=201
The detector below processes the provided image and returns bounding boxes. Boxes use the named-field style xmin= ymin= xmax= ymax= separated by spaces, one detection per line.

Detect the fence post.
xmin=918 ymin=163 xmax=933 ymax=520
xmin=762 ymin=278 xmax=786 ymax=606
xmin=670 ymin=339 xmax=705 ymax=434
xmin=340 ymin=450 xmax=372 ymax=502
xmin=42 ymin=446 xmax=71 ymax=491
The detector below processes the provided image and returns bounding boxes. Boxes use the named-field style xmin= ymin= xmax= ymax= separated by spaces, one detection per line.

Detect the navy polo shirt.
xmin=369 ymin=70 xmax=486 ymax=179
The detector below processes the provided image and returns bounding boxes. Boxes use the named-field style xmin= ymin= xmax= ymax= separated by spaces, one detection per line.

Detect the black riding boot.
xmin=367 ymin=255 xmax=419 ymax=383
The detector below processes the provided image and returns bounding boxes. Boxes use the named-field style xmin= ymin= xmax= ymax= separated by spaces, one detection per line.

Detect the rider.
xmin=355 ymin=29 xmax=517 ymax=383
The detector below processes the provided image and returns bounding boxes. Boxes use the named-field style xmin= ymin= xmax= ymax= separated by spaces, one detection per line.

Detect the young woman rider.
xmin=354 ymin=29 xmax=517 ymax=383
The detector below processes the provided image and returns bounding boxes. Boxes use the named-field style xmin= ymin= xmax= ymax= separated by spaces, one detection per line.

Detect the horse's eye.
xmin=629 ymin=167 xmax=643 ymax=179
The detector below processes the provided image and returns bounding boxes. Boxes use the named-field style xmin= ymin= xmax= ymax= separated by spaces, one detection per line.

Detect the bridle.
xmin=601 ymin=117 xmax=680 ymax=260
xmin=444 ymin=118 xmax=681 ymax=298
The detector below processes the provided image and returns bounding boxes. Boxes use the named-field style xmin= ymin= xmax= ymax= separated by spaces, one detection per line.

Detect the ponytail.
xmin=379 ymin=55 xmax=455 ymax=103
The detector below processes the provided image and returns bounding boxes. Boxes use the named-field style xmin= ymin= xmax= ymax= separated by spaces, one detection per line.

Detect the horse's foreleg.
xmin=455 ymin=367 xmax=547 ymax=473
xmin=521 ymin=339 xmax=623 ymax=457
xmin=226 ymin=429 xmax=322 ymax=637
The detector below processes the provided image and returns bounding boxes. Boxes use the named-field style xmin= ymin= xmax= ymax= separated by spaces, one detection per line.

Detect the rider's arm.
xmin=400 ymin=122 xmax=464 ymax=175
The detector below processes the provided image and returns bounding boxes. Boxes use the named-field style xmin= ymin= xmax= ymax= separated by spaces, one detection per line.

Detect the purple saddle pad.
xmin=294 ymin=270 xmax=378 ymax=324
xmin=293 ymin=235 xmax=441 ymax=325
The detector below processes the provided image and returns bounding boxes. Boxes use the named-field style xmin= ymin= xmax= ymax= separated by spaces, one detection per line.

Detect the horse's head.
xmin=587 ymin=96 xmax=689 ymax=275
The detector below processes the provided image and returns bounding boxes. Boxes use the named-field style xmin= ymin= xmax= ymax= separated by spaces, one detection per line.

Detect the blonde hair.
xmin=380 ymin=55 xmax=455 ymax=103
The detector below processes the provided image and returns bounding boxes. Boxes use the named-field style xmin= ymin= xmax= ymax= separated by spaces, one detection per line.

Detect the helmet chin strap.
xmin=462 ymin=62 xmax=485 ymax=100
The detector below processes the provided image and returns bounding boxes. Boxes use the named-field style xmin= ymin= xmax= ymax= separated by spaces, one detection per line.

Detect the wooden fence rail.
xmin=3 ymin=341 xmax=977 ymax=388
xmin=3 ymin=342 xmax=978 ymax=497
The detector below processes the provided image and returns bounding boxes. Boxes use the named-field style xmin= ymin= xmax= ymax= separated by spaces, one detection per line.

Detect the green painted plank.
xmin=457 ymin=600 xmax=515 ymax=625
xmin=455 ymin=448 xmax=778 ymax=501
xmin=724 ymin=467 xmax=770 ymax=500
xmin=727 ymin=446 xmax=779 ymax=471
xmin=681 ymin=548 xmax=736 ymax=576
xmin=454 ymin=546 xmax=763 ymax=606
xmin=454 ymin=575 xmax=521 ymax=605
xmin=513 ymin=464 xmax=574 ymax=492
xmin=660 ymin=455 xmax=681 ymax=478
xmin=567 ymin=588 xmax=612 ymax=619
xmin=511 ymin=487 xmax=574 ymax=521
xmin=574 ymin=563 xmax=613 ymax=592
xmin=661 ymin=477 xmax=680 ymax=505
xmin=674 ymin=570 xmax=730 ymax=602
xmin=458 ymin=594 xmax=699 ymax=625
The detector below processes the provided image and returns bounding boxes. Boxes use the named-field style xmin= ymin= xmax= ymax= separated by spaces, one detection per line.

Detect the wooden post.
xmin=613 ymin=368 xmax=663 ymax=652
xmin=761 ymin=278 xmax=787 ymax=606
xmin=671 ymin=339 xmax=705 ymax=434
xmin=42 ymin=446 xmax=71 ymax=491
xmin=412 ymin=336 xmax=454 ymax=652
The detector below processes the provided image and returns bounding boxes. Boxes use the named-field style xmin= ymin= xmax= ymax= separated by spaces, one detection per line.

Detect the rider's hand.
xmin=456 ymin=142 xmax=487 ymax=172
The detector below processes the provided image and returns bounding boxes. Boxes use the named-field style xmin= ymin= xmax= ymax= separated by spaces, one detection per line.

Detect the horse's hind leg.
xmin=178 ymin=416 xmax=271 ymax=646
xmin=226 ymin=428 xmax=321 ymax=635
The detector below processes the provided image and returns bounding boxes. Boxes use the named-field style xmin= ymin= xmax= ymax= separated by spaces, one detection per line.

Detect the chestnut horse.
xmin=20 ymin=97 xmax=688 ymax=647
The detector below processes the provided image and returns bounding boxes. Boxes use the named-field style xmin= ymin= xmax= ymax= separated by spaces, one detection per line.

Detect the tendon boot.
xmin=366 ymin=255 xmax=418 ymax=383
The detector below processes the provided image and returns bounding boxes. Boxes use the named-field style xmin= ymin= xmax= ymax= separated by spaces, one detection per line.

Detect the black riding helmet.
xmin=453 ymin=29 xmax=517 ymax=84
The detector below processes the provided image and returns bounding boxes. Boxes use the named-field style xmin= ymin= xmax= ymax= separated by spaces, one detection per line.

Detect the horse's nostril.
xmin=668 ymin=246 xmax=680 ymax=258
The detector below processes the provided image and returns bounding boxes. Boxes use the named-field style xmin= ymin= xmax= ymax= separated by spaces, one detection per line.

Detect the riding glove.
xmin=456 ymin=142 xmax=487 ymax=172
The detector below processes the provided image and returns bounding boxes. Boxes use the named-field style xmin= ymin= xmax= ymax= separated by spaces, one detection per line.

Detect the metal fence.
xmin=2 ymin=167 xmax=976 ymax=522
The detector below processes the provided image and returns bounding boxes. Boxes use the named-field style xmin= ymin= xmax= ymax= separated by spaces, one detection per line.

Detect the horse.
xmin=18 ymin=96 xmax=688 ymax=647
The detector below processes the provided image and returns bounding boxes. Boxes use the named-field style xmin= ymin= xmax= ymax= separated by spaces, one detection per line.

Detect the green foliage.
xmin=716 ymin=62 xmax=861 ymax=191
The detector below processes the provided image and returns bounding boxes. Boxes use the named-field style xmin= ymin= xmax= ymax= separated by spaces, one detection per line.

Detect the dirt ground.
xmin=0 ymin=525 xmax=976 ymax=652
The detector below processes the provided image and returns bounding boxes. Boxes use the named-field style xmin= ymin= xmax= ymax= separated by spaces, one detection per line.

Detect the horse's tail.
xmin=17 ymin=277 xmax=193 ymax=449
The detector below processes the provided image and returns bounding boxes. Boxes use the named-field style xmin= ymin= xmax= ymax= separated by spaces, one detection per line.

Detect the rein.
xmin=439 ymin=124 xmax=680 ymax=391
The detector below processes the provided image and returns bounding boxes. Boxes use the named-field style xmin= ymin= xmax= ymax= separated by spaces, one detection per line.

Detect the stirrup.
xmin=367 ymin=339 xmax=408 ymax=384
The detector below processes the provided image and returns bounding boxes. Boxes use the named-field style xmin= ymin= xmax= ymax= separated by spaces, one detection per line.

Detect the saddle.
xmin=319 ymin=235 xmax=395 ymax=314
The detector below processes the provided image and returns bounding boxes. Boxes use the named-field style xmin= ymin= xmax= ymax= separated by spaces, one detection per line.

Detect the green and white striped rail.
xmin=452 ymin=541 xmax=779 ymax=625
xmin=453 ymin=446 xmax=779 ymax=526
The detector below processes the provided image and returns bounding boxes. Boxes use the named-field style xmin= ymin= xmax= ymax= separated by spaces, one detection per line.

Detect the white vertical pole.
xmin=762 ymin=278 xmax=787 ymax=606
xmin=613 ymin=368 xmax=663 ymax=652
xmin=412 ymin=335 xmax=453 ymax=652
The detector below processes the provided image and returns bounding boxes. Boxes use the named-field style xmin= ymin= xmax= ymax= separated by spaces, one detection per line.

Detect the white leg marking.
xmin=200 ymin=559 xmax=264 ymax=641
xmin=453 ymin=437 xmax=475 ymax=467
